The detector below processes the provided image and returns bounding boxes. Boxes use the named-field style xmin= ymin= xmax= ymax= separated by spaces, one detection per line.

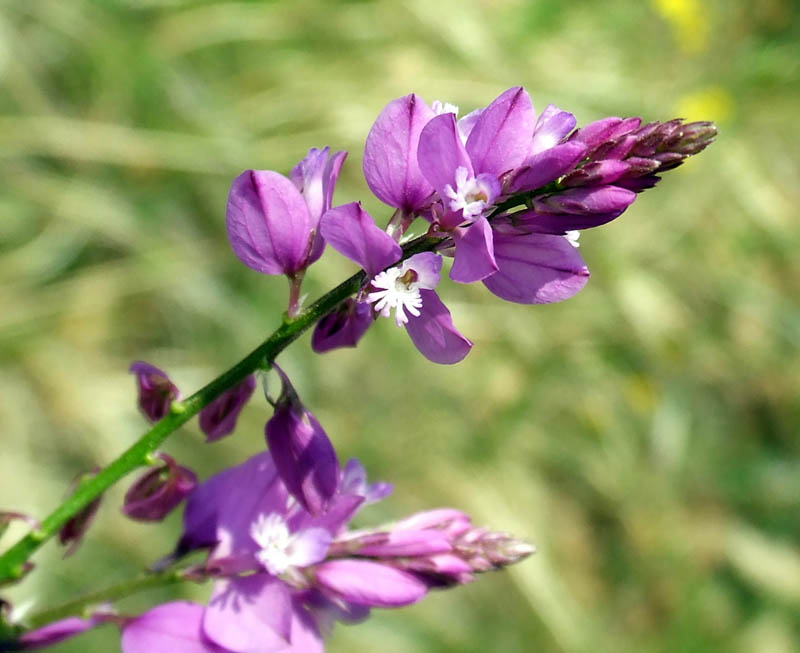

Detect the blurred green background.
xmin=1 ymin=0 xmax=799 ymax=651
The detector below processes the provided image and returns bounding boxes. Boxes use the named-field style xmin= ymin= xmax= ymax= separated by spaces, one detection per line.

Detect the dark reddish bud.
xmin=311 ymin=298 xmax=373 ymax=353
xmin=123 ymin=454 xmax=197 ymax=522
xmin=129 ymin=361 xmax=180 ymax=422
xmin=59 ymin=471 xmax=102 ymax=558
xmin=199 ymin=375 xmax=257 ymax=442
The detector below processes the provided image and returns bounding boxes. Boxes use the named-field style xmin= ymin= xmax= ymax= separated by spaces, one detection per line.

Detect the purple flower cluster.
xmin=225 ymin=87 xmax=715 ymax=364
xmin=117 ymin=451 xmax=531 ymax=652
xmin=5 ymin=86 xmax=714 ymax=652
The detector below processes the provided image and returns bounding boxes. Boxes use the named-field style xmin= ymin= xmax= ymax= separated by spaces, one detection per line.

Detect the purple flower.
xmin=200 ymin=375 xmax=257 ymax=443
xmin=320 ymin=202 xmax=472 ymax=364
xmin=162 ymin=452 xmax=386 ymax=651
xmin=226 ymin=148 xmax=346 ymax=277
xmin=123 ymin=454 xmax=197 ymax=522
xmin=149 ymin=449 xmax=534 ymax=652
xmin=416 ymin=86 xmax=536 ymax=283
xmin=129 ymin=361 xmax=180 ymax=423
xmin=265 ymin=367 xmax=340 ymax=516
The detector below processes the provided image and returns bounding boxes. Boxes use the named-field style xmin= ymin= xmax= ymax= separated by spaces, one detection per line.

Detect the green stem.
xmin=0 ymin=235 xmax=442 ymax=586
xmin=25 ymin=570 xmax=195 ymax=629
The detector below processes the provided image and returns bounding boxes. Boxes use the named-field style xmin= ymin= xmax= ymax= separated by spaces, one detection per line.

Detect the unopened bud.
xmin=123 ymin=454 xmax=197 ymax=522
xmin=59 ymin=471 xmax=102 ymax=558
xmin=199 ymin=375 xmax=256 ymax=442
xmin=129 ymin=361 xmax=180 ymax=423
xmin=311 ymin=298 xmax=373 ymax=353
xmin=265 ymin=366 xmax=340 ymax=516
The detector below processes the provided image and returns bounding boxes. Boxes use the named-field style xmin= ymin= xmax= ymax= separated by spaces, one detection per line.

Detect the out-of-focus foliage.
xmin=1 ymin=1 xmax=799 ymax=651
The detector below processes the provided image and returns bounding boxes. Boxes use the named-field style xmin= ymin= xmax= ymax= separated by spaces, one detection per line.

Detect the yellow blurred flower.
xmin=676 ymin=86 xmax=734 ymax=123
xmin=652 ymin=0 xmax=711 ymax=54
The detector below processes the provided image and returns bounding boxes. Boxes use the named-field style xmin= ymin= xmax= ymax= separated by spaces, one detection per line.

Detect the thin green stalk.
xmin=25 ymin=570 xmax=193 ymax=629
xmin=0 ymin=235 xmax=441 ymax=586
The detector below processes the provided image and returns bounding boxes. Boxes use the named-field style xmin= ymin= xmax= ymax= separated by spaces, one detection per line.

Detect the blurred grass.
xmin=1 ymin=0 xmax=799 ymax=651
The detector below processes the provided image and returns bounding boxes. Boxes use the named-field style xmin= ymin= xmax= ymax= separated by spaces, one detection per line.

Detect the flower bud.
xmin=122 ymin=454 xmax=197 ymax=522
xmin=58 ymin=471 xmax=102 ymax=558
xmin=561 ymin=160 xmax=630 ymax=187
xmin=533 ymin=186 xmax=637 ymax=217
xmin=199 ymin=375 xmax=256 ymax=442
xmin=311 ymin=299 xmax=373 ymax=354
xmin=265 ymin=366 xmax=340 ymax=516
xmin=568 ymin=117 xmax=624 ymax=155
xmin=129 ymin=361 xmax=180 ymax=423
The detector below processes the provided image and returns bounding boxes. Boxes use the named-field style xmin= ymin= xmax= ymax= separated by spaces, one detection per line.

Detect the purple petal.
xmin=417 ymin=112 xmax=473 ymax=199
xmin=287 ymin=527 xmax=332 ymax=568
xmin=290 ymin=493 xmax=364 ymax=537
xmin=402 ymin=251 xmax=442 ymax=289
xmin=121 ymin=602 xmax=226 ymax=653
xmin=450 ymin=218 xmax=498 ymax=283
xmin=483 ymin=232 xmax=590 ymax=304
xmin=532 ymin=186 xmax=636 ymax=218
xmin=501 ymin=209 xmax=627 ymax=234
xmin=392 ymin=508 xmax=472 ymax=534
xmin=561 ymin=160 xmax=630 ymax=187
xmin=285 ymin=600 xmax=324 ymax=653
xmin=19 ymin=615 xmax=108 ymax=650
xmin=340 ymin=458 xmax=393 ymax=505
xmin=363 ymin=94 xmax=436 ymax=213
xmin=353 ymin=530 xmax=453 ymax=557
xmin=314 ymin=560 xmax=428 ymax=607
xmin=182 ymin=452 xmax=286 ymax=559
xmin=226 ymin=170 xmax=312 ymax=276
xmin=311 ymin=299 xmax=373 ymax=353
xmin=568 ymin=117 xmax=623 ymax=155
xmin=200 ymin=375 xmax=257 ymax=442
xmin=457 ymin=108 xmax=484 ymax=143
xmin=530 ymin=104 xmax=577 ymax=155
xmin=266 ymin=369 xmax=340 ymax=516
xmin=290 ymin=147 xmax=348 ymax=265
xmin=404 ymin=290 xmax=472 ymax=365
xmin=203 ymin=575 xmax=292 ymax=653
xmin=616 ymin=174 xmax=661 ymax=192
xmin=510 ymin=142 xmax=587 ymax=193
xmin=399 ymin=553 xmax=474 ymax=586
xmin=320 ymin=202 xmax=401 ymax=278
xmin=465 ymin=86 xmax=536 ymax=177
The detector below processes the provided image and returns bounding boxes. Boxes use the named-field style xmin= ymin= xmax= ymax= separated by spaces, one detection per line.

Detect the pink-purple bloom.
xmin=130 ymin=361 xmax=180 ymax=423
xmin=320 ymin=202 xmax=472 ymax=364
xmin=226 ymin=147 xmax=346 ymax=278
xmin=124 ymin=448 xmax=530 ymax=652
xmin=200 ymin=375 xmax=257 ymax=443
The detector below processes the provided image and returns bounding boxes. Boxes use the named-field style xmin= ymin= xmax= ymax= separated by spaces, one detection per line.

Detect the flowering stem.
xmin=0 ymin=234 xmax=443 ymax=587
xmin=25 ymin=569 xmax=195 ymax=628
